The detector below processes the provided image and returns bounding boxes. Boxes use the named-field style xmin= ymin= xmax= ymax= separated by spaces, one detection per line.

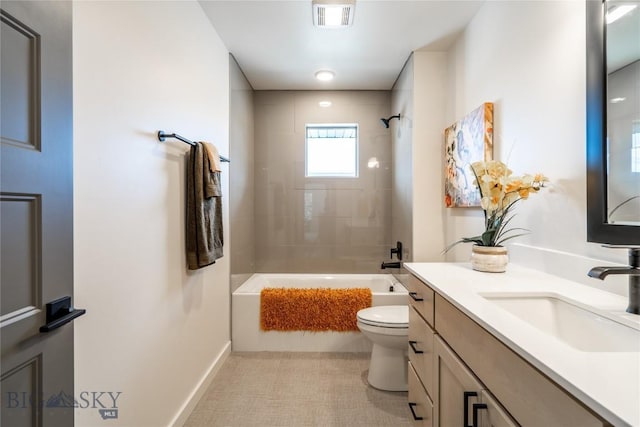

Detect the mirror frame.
xmin=586 ymin=0 xmax=640 ymax=244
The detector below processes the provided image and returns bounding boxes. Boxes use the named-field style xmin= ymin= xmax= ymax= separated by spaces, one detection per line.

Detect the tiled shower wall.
xmin=254 ymin=91 xmax=392 ymax=273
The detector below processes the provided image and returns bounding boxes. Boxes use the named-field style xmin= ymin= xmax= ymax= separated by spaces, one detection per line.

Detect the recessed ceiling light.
xmin=606 ymin=5 xmax=637 ymax=24
xmin=313 ymin=0 xmax=355 ymax=28
xmin=610 ymin=97 xmax=626 ymax=103
xmin=315 ymin=70 xmax=335 ymax=81
xmin=319 ymin=101 xmax=332 ymax=107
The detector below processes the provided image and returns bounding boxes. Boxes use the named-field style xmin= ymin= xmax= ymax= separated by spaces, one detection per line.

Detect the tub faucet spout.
xmin=381 ymin=261 xmax=401 ymax=270
xmin=588 ymin=247 xmax=640 ymax=315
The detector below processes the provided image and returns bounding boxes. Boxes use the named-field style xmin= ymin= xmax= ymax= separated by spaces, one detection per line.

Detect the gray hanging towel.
xmin=186 ymin=142 xmax=223 ymax=270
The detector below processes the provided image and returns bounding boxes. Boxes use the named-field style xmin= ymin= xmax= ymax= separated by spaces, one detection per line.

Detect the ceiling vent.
xmin=313 ymin=0 xmax=355 ymax=28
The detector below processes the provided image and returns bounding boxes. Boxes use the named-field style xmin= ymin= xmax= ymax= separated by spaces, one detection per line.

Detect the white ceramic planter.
xmin=470 ymin=245 xmax=509 ymax=273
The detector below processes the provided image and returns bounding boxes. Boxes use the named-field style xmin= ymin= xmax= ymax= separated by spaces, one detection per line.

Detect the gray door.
xmin=1 ymin=1 xmax=75 ymax=426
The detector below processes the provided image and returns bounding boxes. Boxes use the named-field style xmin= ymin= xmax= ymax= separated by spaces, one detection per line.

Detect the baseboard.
xmin=170 ymin=341 xmax=231 ymax=427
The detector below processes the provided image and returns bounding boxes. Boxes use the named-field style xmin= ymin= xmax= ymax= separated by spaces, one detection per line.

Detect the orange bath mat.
xmin=260 ymin=288 xmax=372 ymax=332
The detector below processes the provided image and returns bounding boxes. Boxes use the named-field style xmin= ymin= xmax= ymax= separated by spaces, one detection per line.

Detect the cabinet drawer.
xmin=408 ymin=361 xmax=433 ymax=427
xmin=408 ymin=306 xmax=435 ymax=397
xmin=435 ymin=294 xmax=606 ymax=427
xmin=407 ymin=274 xmax=434 ymax=327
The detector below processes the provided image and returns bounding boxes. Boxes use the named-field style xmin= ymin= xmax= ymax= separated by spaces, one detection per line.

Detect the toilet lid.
xmin=357 ymin=305 xmax=408 ymax=328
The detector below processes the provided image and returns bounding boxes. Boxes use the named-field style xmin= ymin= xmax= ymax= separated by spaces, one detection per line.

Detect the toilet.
xmin=356 ymin=305 xmax=409 ymax=392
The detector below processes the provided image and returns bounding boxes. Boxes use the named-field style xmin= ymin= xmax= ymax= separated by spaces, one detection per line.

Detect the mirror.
xmin=586 ymin=0 xmax=640 ymax=244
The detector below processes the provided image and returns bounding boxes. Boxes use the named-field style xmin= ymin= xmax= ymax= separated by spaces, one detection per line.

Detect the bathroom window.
xmin=305 ymin=124 xmax=358 ymax=177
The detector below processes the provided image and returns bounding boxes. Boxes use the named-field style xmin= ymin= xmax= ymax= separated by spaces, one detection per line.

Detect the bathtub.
xmin=232 ymin=273 xmax=408 ymax=352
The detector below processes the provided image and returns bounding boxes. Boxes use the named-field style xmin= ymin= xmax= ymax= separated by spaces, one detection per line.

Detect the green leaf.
xmin=443 ymin=236 xmax=483 ymax=253
xmin=496 ymin=232 xmax=531 ymax=246
xmin=481 ymin=230 xmax=496 ymax=246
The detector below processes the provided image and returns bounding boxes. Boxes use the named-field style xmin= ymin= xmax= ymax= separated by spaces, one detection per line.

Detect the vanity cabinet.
xmin=408 ymin=361 xmax=433 ymax=427
xmin=407 ymin=274 xmax=434 ymax=326
xmin=477 ymin=390 xmax=521 ymax=427
xmin=407 ymin=274 xmax=436 ymax=425
xmin=433 ymin=334 xmax=483 ymax=427
xmin=433 ymin=335 xmax=517 ymax=427
xmin=408 ymin=305 xmax=434 ymax=393
xmin=408 ymin=273 xmax=609 ymax=427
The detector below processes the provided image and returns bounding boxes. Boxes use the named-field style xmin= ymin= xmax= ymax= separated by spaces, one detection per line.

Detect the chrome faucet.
xmin=588 ymin=247 xmax=640 ymax=314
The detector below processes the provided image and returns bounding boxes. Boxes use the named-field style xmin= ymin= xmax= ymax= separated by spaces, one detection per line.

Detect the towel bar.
xmin=157 ymin=130 xmax=230 ymax=163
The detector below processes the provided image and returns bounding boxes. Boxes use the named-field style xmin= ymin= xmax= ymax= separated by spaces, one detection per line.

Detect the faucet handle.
xmin=390 ymin=241 xmax=403 ymax=260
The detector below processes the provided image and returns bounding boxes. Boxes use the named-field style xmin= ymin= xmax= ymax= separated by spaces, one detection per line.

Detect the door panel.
xmin=1 ymin=194 xmax=40 ymax=321
xmin=478 ymin=390 xmax=519 ymax=427
xmin=0 ymin=7 xmax=40 ymax=149
xmin=1 ymin=2 xmax=74 ymax=426
xmin=434 ymin=336 xmax=483 ymax=427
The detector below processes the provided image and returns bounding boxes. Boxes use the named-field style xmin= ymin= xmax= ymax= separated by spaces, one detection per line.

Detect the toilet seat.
xmin=357 ymin=305 xmax=408 ymax=328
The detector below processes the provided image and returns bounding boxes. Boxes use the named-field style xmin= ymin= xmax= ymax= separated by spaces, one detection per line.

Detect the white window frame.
xmin=305 ymin=123 xmax=359 ymax=178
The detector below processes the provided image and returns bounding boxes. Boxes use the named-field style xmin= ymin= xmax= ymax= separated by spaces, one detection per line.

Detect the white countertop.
xmin=404 ymin=262 xmax=640 ymax=427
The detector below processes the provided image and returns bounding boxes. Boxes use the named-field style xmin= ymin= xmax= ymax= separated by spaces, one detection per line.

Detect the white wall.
xmin=412 ymin=51 xmax=448 ymax=261
xmin=391 ymin=52 xmax=448 ymax=263
xmin=73 ymin=2 xmax=230 ymax=426
xmin=444 ymin=1 xmax=629 ymax=294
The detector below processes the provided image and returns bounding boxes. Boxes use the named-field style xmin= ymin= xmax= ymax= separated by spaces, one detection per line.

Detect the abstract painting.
xmin=444 ymin=103 xmax=494 ymax=207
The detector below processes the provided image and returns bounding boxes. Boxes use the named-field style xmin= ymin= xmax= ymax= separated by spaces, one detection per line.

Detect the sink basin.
xmin=480 ymin=293 xmax=640 ymax=352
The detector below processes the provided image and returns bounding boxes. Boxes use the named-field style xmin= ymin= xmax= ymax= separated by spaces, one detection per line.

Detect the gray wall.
xmin=229 ymin=55 xmax=255 ymax=291
xmin=254 ymin=90 xmax=392 ymax=273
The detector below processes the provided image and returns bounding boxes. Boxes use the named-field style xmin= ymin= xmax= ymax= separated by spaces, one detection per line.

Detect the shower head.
xmin=380 ymin=114 xmax=401 ymax=128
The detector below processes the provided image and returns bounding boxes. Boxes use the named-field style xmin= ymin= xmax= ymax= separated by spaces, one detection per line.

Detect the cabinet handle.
xmin=408 ymin=402 xmax=424 ymax=421
xmin=472 ymin=403 xmax=488 ymax=427
xmin=409 ymin=292 xmax=424 ymax=302
xmin=463 ymin=391 xmax=478 ymax=427
xmin=408 ymin=340 xmax=424 ymax=354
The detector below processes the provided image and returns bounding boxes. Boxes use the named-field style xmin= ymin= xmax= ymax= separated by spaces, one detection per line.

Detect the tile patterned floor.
xmin=184 ymin=352 xmax=411 ymax=427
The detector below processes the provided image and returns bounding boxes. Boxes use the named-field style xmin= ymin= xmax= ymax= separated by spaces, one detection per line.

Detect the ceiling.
xmin=199 ymin=1 xmax=485 ymax=90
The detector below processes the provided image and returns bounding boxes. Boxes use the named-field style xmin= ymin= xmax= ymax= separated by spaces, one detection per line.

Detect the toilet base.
xmin=366 ymin=343 xmax=408 ymax=392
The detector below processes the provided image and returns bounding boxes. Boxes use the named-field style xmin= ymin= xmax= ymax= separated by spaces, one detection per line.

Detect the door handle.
xmin=40 ymin=296 xmax=86 ymax=333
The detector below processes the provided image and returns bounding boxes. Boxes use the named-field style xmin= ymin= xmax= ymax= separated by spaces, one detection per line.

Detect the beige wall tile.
xmin=254 ymin=90 xmax=392 ymax=273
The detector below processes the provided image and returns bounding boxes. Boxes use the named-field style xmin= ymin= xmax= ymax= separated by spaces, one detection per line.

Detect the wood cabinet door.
xmin=476 ymin=390 xmax=520 ymax=427
xmin=433 ymin=336 xmax=483 ymax=427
